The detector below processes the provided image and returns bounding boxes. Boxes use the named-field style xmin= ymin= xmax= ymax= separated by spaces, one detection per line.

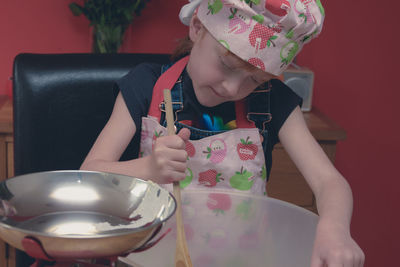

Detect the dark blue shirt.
xmin=115 ymin=63 xmax=302 ymax=178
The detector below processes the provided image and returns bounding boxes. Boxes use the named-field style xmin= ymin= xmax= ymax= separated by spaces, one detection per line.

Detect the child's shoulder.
xmin=116 ymin=62 xmax=168 ymax=94
xmin=270 ymin=78 xmax=288 ymax=90
xmin=122 ymin=62 xmax=164 ymax=81
xmin=269 ymin=78 xmax=301 ymax=101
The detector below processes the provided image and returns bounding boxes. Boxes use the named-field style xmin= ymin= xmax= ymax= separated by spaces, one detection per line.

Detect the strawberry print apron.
xmin=139 ymin=56 xmax=269 ymax=195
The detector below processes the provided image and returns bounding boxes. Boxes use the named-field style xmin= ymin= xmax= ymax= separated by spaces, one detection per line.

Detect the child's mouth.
xmin=210 ymin=86 xmax=225 ymax=98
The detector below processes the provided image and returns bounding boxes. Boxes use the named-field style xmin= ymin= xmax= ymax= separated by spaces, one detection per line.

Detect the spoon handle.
xmin=163 ymin=89 xmax=193 ymax=267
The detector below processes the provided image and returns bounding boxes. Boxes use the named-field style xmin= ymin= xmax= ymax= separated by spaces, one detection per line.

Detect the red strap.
xmin=22 ymin=236 xmax=54 ymax=261
xmin=235 ymin=100 xmax=256 ymax=128
xmin=148 ymin=56 xmax=190 ymax=119
xmin=147 ymin=55 xmax=255 ymax=128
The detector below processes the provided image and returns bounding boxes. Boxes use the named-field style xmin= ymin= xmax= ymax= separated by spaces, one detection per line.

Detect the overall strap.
xmin=148 ymin=56 xmax=189 ymax=120
xmin=147 ymin=55 xmax=263 ymax=130
xmin=245 ymin=81 xmax=272 ymax=133
xmin=159 ymin=65 xmax=184 ymax=122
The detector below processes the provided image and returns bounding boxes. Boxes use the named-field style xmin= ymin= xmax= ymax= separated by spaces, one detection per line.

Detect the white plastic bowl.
xmin=121 ymin=189 xmax=318 ymax=267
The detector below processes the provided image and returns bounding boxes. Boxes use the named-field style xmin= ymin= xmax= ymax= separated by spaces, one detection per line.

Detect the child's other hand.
xmin=148 ymin=128 xmax=191 ymax=184
xmin=311 ymin=220 xmax=365 ymax=267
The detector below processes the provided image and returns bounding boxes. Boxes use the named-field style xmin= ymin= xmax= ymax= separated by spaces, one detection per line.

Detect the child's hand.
xmin=311 ymin=220 xmax=365 ymax=267
xmin=148 ymin=128 xmax=191 ymax=184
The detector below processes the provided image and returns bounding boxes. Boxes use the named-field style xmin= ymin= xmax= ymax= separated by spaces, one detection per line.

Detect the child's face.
xmin=187 ymin=22 xmax=274 ymax=107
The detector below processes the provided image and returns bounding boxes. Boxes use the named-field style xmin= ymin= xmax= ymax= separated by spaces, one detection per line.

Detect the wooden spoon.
xmin=163 ymin=89 xmax=193 ymax=267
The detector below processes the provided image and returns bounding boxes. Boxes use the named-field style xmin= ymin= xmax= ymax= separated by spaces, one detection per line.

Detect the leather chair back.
xmin=13 ymin=53 xmax=170 ymax=176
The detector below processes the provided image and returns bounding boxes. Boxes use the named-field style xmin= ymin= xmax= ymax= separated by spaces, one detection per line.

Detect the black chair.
xmin=12 ymin=53 xmax=171 ymax=266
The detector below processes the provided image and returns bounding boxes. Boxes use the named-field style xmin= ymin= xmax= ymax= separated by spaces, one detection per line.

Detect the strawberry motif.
xmin=185 ymin=141 xmax=196 ymax=158
xmin=237 ymin=136 xmax=258 ymax=160
xmin=198 ymin=169 xmax=223 ymax=187
xmin=180 ymin=168 xmax=193 ymax=189
xmin=203 ymin=138 xmax=227 ymax=164
xmin=280 ymin=41 xmax=299 ymax=65
xmin=228 ymin=11 xmax=253 ymax=34
xmin=141 ymin=122 xmax=149 ymax=140
xmin=248 ymin=57 xmax=266 ymax=71
xmin=151 ymin=130 xmax=163 ymax=150
xmin=265 ymin=0 xmax=291 ymax=17
xmin=243 ymin=0 xmax=260 ymax=8
xmin=236 ymin=199 xmax=253 ymax=220
xmin=207 ymin=0 xmax=223 ymax=15
xmin=249 ymin=23 xmax=280 ymax=53
xmin=207 ymin=193 xmax=232 ymax=215
xmin=294 ymin=0 xmax=315 ymax=23
xmin=230 ymin=167 xmax=254 ymax=191
xmin=261 ymin=164 xmax=267 ymax=180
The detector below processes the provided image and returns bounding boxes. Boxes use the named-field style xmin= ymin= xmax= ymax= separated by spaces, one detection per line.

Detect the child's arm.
xmin=80 ymin=92 xmax=189 ymax=184
xmin=278 ymin=106 xmax=365 ymax=267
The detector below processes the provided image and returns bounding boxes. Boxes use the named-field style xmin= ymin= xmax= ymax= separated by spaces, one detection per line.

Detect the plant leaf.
xmin=69 ymin=3 xmax=83 ymax=16
xmin=74 ymin=0 xmax=151 ymax=53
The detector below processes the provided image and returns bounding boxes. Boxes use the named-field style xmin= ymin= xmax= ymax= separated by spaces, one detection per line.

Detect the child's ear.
xmin=189 ymin=15 xmax=204 ymax=42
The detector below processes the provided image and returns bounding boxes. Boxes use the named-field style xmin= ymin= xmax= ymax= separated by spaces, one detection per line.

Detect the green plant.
xmin=69 ymin=0 xmax=150 ymax=53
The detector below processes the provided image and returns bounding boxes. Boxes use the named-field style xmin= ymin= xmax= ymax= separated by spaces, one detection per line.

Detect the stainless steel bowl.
xmin=0 ymin=170 xmax=176 ymax=259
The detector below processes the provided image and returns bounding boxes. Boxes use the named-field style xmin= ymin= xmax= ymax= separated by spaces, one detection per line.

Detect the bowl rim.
xmin=0 ymin=170 xmax=177 ymax=239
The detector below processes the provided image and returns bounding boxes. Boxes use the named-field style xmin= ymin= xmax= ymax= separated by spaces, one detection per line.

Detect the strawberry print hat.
xmin=180 ymin=0 xmax=325 ymax=76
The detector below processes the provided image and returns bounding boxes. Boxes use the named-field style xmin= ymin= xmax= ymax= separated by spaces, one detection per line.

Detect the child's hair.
xmin=171 ymin=30 xmax=272 ymax=76
xmin=171 ymin=36 xmax=193 ymax=62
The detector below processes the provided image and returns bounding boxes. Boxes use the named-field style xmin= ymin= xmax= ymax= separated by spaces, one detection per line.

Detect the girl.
xmin=81 ymin=0 xmax=364 ymax=266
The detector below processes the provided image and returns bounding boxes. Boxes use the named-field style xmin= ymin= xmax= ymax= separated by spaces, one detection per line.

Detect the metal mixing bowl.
xmin=0 ymin=170 xmax=176 ymax=259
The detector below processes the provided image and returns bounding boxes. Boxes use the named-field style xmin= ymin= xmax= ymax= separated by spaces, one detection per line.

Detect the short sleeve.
xmin=269 ymin=79 xmax=303 ymax=145
xmin=113 ymin=63 xmax=162 ymax=159
xmin=115 ymin=63 xmax=162 ymax=126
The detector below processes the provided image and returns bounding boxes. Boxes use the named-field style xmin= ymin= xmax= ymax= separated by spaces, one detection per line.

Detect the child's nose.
xmin=222 ymin=75 xmax=243 ymax=97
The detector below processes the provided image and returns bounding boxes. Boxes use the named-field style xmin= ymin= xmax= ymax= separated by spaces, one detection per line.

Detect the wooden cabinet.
xmin=0 ymin=96 xmax=15 ymax=267
xmin=0 ymin=96 xmax=346 ymax=266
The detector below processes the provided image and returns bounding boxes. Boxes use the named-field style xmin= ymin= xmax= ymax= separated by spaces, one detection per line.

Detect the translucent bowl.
xmin=121 ymin=189 xmax=318 ymax=267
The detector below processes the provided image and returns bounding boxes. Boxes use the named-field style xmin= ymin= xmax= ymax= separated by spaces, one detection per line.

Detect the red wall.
xmin=296 ymin=1 xmax=400 ymax=265
xmin=1 ymin=0 xmax=398 ymax=265
xmin=0 ymin=0 xmax=188 ymax=94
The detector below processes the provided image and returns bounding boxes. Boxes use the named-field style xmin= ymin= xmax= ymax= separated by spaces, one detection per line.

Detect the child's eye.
xmin=221 ymin=61 xmax=230 ymax=69
xmin=251 ymin=77 xmax=262 ymax=84
xmin=219 ymin=57 xmax=232 ymax=70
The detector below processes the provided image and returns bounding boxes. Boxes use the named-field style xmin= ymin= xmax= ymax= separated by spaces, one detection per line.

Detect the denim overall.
xmin=139 ymin=56 xmax=272 ymax=195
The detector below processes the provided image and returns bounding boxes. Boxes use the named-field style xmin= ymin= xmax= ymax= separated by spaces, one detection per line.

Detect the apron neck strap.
xmin=148 ymin=55 xmax=256 ymax=128
xmin=235 ymin=100 xmax=256 ymax=128
xmin=148 ymin=56 xmax=190 ymax=119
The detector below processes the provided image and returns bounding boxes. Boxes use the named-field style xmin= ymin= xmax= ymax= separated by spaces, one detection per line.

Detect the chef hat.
xmin=180 ymin=0 xmax=325 ymax=75
xmin=179 ymin=0 xmax=203 ymax=25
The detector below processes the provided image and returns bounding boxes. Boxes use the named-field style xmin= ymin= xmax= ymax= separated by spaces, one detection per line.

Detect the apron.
xmin=139 ymin=56 xmax=271 ymax=196
xmin=127 ymin=57 xmax=276 ymax=266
